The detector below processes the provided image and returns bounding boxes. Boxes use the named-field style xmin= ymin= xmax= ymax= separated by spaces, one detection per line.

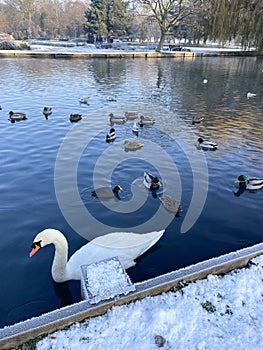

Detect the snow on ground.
xmin=35 ymin=255 xmax=263 ymax=350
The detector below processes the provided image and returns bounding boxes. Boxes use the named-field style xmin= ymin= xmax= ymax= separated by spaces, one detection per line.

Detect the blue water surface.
xmin=0 ymin=55 xmax=262 ymax=327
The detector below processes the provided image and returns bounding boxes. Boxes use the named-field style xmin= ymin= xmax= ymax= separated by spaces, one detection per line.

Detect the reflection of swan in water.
xmin=30 ymin=229 xmax=164 ymax=282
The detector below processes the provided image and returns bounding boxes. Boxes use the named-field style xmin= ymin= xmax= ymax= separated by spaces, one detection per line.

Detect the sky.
xmin=34 ymin=254 xmax=263 ymax=350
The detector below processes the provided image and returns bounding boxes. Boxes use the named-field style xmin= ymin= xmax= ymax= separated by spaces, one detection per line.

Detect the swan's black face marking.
xmin=31 ymin=240 xmax=42 ymax=249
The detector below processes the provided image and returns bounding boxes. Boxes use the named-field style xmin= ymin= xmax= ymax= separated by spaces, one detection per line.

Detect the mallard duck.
xmin=106 ymin=127 xmax=116 ymax=142
xmin=143 ymin=172 xmax=161 ymax=191
xmin=124 ymin=140 xmax=144 ymax=152
xmin=125 ymin=112 xmax=138 ymax=120
xmin=197 ymin=137 xmax=217 ymax=151
xmin=92 ymin=185 xmax=122 ymax=200
xmin=192 ymin=116 xmax=204 ymax=124
xmin=247 ymin=92 xmax=256 ymax=99
xmin=109 ymin=113 xmax=125 ymax=124
xmin=43 ymin=107 xmax=52 ymax=119
xmin=69 ymin=114 xmax=82 ymax=122
xmin=236 ymin=175 xmax=263 ymax=190
xmin=160 ymin=195 xmax=182 ymax=216
xmin=8 ymin=111 xmax=27 ymax=123
xmin=132 ymin=122 xmax=139 ymax=136
xmin=29 ymin=228 xmax=164 ymax=282
xmin=139 ymin=115 xmax=155 ymax=126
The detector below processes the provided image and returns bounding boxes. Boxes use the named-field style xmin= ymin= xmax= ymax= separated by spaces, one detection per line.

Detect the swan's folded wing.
xmin=92 ymin=231 xmax=164 ymax=249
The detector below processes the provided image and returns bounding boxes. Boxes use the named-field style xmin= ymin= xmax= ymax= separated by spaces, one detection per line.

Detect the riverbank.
xmin=0 ymin=48 xmax=260 ymax=59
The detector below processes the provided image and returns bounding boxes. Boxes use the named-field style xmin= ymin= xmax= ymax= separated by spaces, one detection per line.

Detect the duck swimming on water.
xmin=236 ymin=175 xmax=263 ymax=191
xmin=69 ymin=114 xmax=82 ymax=122
xmin=8 ymin=111 xmax=27 ymax=123
xmin=197 ymin=138 xmax=217 ymax=151
xmin=109 ymin=113 xmax=125 ymax=125
xmin=139 ymin=115 xmax=155 ymax=126
xmin=92 ymin=185 xmax=122 ymax=200
xmin=106 ymin=127 xmax=116 ymax=142
xmin=143 ymin=172 xmax=161 ymax=191
xmin=43 ymin=107 xmax=52 ymax=119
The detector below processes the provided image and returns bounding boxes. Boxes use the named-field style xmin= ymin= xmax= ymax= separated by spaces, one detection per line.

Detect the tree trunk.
xmin=156 ymin=31 xmax=166 ymax=52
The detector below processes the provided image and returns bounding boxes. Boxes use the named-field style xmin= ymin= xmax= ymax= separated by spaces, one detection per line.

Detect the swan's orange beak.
xmin=29 ymin=244 xmax=41 ymax=257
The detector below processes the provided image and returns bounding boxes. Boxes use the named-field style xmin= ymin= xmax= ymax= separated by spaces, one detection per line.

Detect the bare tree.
xmin=137 ymin=0 xmax=202 ymax=51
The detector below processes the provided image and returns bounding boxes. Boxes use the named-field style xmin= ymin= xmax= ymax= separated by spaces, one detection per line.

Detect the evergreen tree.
xmin=84 ymin=0 xmax=130 ymax=43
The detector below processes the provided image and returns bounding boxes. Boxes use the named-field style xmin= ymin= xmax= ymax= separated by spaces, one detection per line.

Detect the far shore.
xmin=0 ymin=46 xmax=261 ymax=60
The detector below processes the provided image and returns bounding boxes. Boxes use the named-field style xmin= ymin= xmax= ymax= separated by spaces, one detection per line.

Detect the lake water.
xmin=0 ymin=55 xmax=262 ymax=328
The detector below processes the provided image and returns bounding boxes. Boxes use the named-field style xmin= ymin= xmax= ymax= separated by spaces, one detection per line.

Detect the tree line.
xmin=0 ymin=0 xmax=262 ymax=52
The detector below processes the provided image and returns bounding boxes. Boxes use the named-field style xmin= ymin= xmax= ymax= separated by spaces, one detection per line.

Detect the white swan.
xmin=30 ymin=229 xmax=164 ymax=283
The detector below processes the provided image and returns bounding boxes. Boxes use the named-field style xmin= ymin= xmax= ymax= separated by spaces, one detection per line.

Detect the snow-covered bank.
xmin=32 ymin=254 xmax=263 ymax=350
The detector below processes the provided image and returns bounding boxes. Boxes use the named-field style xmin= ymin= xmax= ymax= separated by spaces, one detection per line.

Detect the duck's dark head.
xmin=238 ymin=175 xmax=246 ymax=182
xmin=198 ymin=137 xmax=204 ymax=144
xmin=9 ymin=111 xmax=14 ymax=116
xmin=237 ymin=175 xmax=247 ymax=189
xmin=113 ymin=185 xmax=122 ymax=193
xmin=113 ymin=185 xmax=123 ymax=199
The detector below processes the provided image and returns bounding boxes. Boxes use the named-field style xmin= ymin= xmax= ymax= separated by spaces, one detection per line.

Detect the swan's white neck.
xmin=42 ymin=229 xmax=69 ymax=283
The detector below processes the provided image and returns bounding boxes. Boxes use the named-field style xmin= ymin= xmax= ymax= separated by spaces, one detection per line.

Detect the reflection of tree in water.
xmin=90 ymin=59 xmax=127 ymax=86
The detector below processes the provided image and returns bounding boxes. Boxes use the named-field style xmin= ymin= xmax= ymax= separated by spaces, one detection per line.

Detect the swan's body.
xmin=106 ymin=127 xmax=116 ymax=142
xmin=143 ymin=172 xmax=161 ymax=191
xmin=109 ymin=113 xmax=125 ymax=124
xmin=92 ymin=185 xmax=122 ymax=199
xmin=139 ymin=116 xmax=155 ymax=126
xmin=125 ymin=112 xmax=138 ymax=120
xmin=124 ymin=140 xmax=144 ymax=152
xmin=69 ymin=114 xmax=82 ymax=122
xmin=197 ymin=138 xmax=217 ymax=150
xmin=8 ymin=111 xmax=27 ymax=122
xmin=30 ymin=229 xmax=164 ymax=282
xmin=247 ymin=92 xmax=256 ymax=99
xmin=236 ymin=175 xmax=263 ymax=190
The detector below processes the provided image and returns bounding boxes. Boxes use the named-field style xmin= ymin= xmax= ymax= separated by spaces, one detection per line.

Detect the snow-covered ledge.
xmin=0 ymin=242 xmax=263 ymax=350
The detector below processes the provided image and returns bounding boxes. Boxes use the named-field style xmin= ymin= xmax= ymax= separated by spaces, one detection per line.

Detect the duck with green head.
xmin=236 ymin=175 xmax=263 ymax=190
